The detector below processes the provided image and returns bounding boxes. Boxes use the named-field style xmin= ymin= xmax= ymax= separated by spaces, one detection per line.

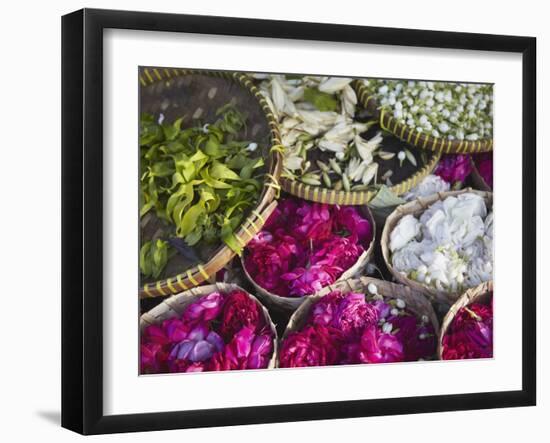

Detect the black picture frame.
xmin=62 ymin=8 xmax=537 ymax=435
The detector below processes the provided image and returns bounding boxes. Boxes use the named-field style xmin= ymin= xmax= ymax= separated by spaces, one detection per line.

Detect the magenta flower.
xmin=312 ymin=236 xmax=364 ymax=270
xmin=140 ymin=290 xmax=275 ymax=374
xmin=279 ymin=325 xmax=343 ymax=368
xmin=333 ymin=293 xmax=379 ymax=337
xmin=310 ymin=291 xmax=346 ymax=326
xmin=475 ymin=152 xmax=493 ymax=189
xmin=335 ymin=206 xmax=372 ymax=243
xmin=293 ymin=202 xmax=333 ymax=241
xmin=435 ymin=154 xmax=472 ymax=184
xmin=354 ymin=326 xmax=404 ymax=364
xmin=220 ymin=290 xmax=263 ymax=339
xmin=182 ymin=292 xmax=225 ymax=324
xmin=140 ymin=342 xmax=169 ymax=374
xmin=388 ymin=315 xmax=436 ymax=361
xmin=209 ymin=326 xmax=273 ymax=371
xmin=281 ymin=263 xmax=342 ymax=297
xmin=442 ymin=301 xmax=493 ymax=360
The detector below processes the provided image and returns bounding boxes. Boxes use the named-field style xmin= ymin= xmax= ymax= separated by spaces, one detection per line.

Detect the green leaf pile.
xmin=139 ymin=106 xmax=265 ymax=278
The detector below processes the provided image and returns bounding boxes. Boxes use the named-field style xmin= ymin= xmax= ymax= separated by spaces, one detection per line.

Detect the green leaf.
xmin=303 ymin=87 xmax=338 ymax=112
xmin=210 ymin=160 xmax=241 ymax=181
xmin=177 ymin=200 xmax=205 ymax=238
xmin=368 ymin=185 xmax=406 ymax=208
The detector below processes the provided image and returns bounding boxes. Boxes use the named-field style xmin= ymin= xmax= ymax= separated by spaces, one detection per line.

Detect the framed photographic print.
xmin=61 ymin=8 xmax=536 ymax=435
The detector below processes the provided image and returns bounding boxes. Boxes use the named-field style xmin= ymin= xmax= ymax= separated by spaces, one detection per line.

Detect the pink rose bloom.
xmin=279 ymin=325 xmax=343 ymax=368
xmin=435 ymin=154 xmax=472 ymax=184
xmin=333 ymin=293 xmax=379 ymax=337
xmin=140 ymin=342 xmax=170 ymax=374
xmin=182 ymin=292 xmax=225 ymax=324
xmin=281 ymin=263 xmax=342 ymax=297
xmin=293 ymin=202 xmax=333 ymax=241
xmin=353 ymin=325 xmax=404 ymax=364
xmin=209 ymin=326 xmax=273 ymax=371
xmin=442 ymin=302 xmax=493 ymax=360
xmin=162 ymin=318 xmax=191 ymax=343
xmin=309 ymin=291 xmax=346 ymax=326
xmin=312 ymin=236 xmax=363 ymax=270
xmin=141 ymin=324 xmax=169 ymax=346
xmin=475 ymin=152 xmax=493 ymax=189
xmin=220 ymin=290 xmax=263 ymax=339
xmin=335 ymin=206 xmax=372 ymax=243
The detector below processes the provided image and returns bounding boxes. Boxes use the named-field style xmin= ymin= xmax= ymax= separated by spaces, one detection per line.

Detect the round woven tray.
xmin=140 ymin=282 xmax=278 ymax=369
xmin=381 ymin=188 xmax=493 ymax=305
xmin=276 ymin=78 xmax=440 ymax=205
xmin=241 ymin=205 xmax=376 ymax=312
xmin=139 ymin=67 xmax=283 ymax=299
xmin=354 ymin=80 xmax=493 ymax=154
xmin=279 ymin=276 xmax=440 ymax=366
xmin=438 ymin=280 xmax=493 ymax=359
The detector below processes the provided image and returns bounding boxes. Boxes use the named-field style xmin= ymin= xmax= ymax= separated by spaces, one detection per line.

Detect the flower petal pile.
xmin=140 ymin=290 xmax=274 ymax=374
xmin=244 ymin=197 xmax=372 ymax=297
xmin=441 ymin=298 xmax=493 ymax=360
xmin=390 ymin=193 xmax=493 ymax=293
xmin=279 ymin=290 xmax=436 ymax=368
xmin=364 ymin=79 xmax=493 ymax=141
xmin=434 ymin=154 xmax=472 ymax=185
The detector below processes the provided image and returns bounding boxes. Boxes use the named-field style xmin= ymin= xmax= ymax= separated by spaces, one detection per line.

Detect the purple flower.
xmin=333 ymin=293 xmax=379 ymax=336
xmin=435 ymin=154 xmax=472 ymax=184
xmin=168 ymin=324 xmax=224 ymax=363
xmin=353 ymin=325 xmax=404 ymax=364
xmin=182 ymin=292 xmax=225 ymax=324
xmin=281 ymin=264 xmax=342 ymax=296
xmin=475 ymin=152 xmax=493 ymax=189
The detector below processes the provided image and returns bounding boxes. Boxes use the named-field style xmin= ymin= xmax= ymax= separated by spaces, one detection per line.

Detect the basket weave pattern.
xmin=354 ymin=81 xmax=493 ymax=154
xmin=381 ymin=188 xmax=493 ymax=305
xmin=140 ymin=282 xmax=278 ymax=369
xmin=139 ymin=68 xmax=283 ymax=298
xmin=241 ymin=205 xmax=377 ymax=312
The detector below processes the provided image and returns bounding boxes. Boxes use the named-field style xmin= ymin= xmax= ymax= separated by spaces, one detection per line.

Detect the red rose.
xmin=220 ymin=290 xmax=264 ymax=339
xmin=279 ymin=325 xmax=343 ymax=368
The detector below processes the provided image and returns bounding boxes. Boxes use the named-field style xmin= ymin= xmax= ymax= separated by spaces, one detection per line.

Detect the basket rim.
xmin=354 ymin=80 xmax=493 ymax=154
xmin=279 ymin=147 xmax=440 ymax=204
xmin=240 ymin=204 xmax=377 ymax=310
xmin=381 ymin=187 xmax=493 ymax=304
xmin=139 ymin=282 xmax=279 ymax=370
xmin=139 ymin=68 xmax=283 ymax=299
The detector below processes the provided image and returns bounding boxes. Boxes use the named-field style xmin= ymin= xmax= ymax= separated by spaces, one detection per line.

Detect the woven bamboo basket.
xmin=354 ymin=81 xmax=493 ymax=154
xmin=381 ymin=188 xmax=493 ymax=305
xmin=470 ymin=156 xmax=492 ymax=192
xmin=241 ymin=205 xmax=377 ymax=312
xmin=277 ymin=78 xmax=440 ymax=205
xmin=438 ymin=280 xmax=493 ymax=359
xmin=279 ymin=277 xmax=440 ymax=366
xmin=140 ymin=283 xmax=278 ymax=369
xmin=139 ymin=67 xmax=283 ymax=299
